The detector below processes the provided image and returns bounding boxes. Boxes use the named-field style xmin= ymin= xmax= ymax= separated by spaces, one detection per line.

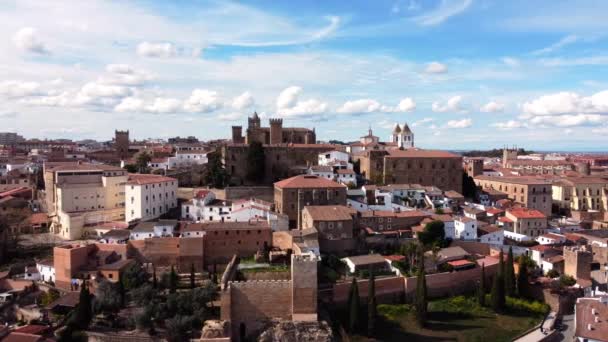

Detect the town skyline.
xmin=2 ymin=0 xmax=608 ymax=150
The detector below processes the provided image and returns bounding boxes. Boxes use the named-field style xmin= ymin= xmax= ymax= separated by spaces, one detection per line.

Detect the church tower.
xmin=391 ymin=122 xmax=414 ymax=148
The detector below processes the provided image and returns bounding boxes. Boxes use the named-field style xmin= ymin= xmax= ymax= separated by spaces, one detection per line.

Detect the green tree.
xmin=94 ymin=280 xmax=122 ymax=315
xmin=368 ymin=271 xmax=377 ymax=336
xmin=204 ymin=152 xmax=229 ymax=188
xmin=131 ymin=283 xmax=156 ymax=306
xmin=121 ymin=263 xmax=149 ymax=291
xmin=517 ymin=260 xmax=529 ymax=298
xmin=491 ymin=251 xmax=506 ymax=312
xmin=152 ymin=266 xmax=158 ymax=289
xmin=71 ymin=281 xmax=93 ymax=329
xmin=190 ymin=263 xmax=196 ymax=289
xmin=123 ymin=164 xmax=138 ymax=173
xmin=41 ymin=288 xmax=60 ymax=306
xmin=169 ymin=265 xmax=178 ymax=293
xmin=414 ymin=253 xmax=427 ymax=326
xmin=418 ymin=220 xmax=445 ymax=246
xmin=505 ymin=247 xmax=516 ymax=297
xmin=246 ymin=141 xmax=266 ymax=183
xmin=135 ymin=152 xmax=152 ymax=174
xmin=477 ymin=263 xmax=486 ymax=306
xmin=462 ymin=172 xmax=478 ymax=199
xmin=559 ymin=275 xmax=576 ymax=288
xmin=347 ymin=277 xmax=360 ymax=333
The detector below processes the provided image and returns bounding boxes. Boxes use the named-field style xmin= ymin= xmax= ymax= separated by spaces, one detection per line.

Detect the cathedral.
xmin=231 ymin=112 xmax=316 ymax=145
xmin=389 ymin=123 xmax=414 ymax=148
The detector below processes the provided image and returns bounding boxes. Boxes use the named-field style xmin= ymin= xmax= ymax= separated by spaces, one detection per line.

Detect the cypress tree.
xmin=477 ymin=263 xmax=486 ymax=306
xmin=490 ymin=273 xmax=505 ymax=312
xmin=517 ymin=260 xmax=529 ymax=298
xmin=169 ymin=265 xmax=178 ymax=293
xmin=348 ymin=277 xmax=360 ymax=333
xmin=368 ymin=271 xmax=377 ymax=336
xmin=74 ymin=281 xmax=92 ymax=329
xmin=190 ymin=263 xmax=196 ymax=289
xmin=505 ymin=247 xmax=515 ymax=297
xmin=152 ymin=266 xmax=158 ymax=289
xmin=414 ymin=256 xmax=427 ymax=326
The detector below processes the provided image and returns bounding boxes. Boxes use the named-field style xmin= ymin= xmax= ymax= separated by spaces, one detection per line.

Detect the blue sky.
xmin=1 ymin=0 xmax=608 ymax=150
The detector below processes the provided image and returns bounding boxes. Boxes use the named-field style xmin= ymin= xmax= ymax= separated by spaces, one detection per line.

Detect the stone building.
xmin=505 ymin=207 xmax=548 ymax=237
xmin=274 ymin=175 xmax=347 ymax=228
xmin=114 ymin=130 xmax=130 ymax=159
xmin=301 ymin=205 xmax=357 ymax=254
xmin=552 ymin=177 xmax=608 ymax=212
xmin=231 ymin=112 xmax=316 ymax=145
xmin=464 ymin=158 xmax=484 ymax=177
xmin=564 ymin=245 xmax=592 ymax=282
xmin=220 ymin=254 xmax=319 ymax=341
xmin=353 ymin=148 xmax=463 ymax=193
xmin=474 ymin=175 xmax=552 ymax=216
xmin=222 ymin=143 xmax=335 ymax=185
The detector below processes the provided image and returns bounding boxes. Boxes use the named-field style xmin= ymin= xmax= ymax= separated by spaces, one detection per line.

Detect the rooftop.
xmin=274 ymin=175 xmax=346 ymax=189
xmin=575 ymin=297 xmax=608 ymax=341
xmin=343 ymin=254 xmax=388 ymax=266
xmin=507 ymin=207 xmax=546 ymax=219
xmin=385 ymin=148 xmax=460 ymax=159
xmin=126 ymin=173 xmax=177 ymax=185
xmin=303 ymin=205 xmax=356 ymax=221
xmin=475 ymin=175 xmax=552 ymax=185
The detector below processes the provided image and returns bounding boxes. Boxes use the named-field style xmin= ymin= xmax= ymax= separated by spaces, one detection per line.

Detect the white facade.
xmin=149 ymin=150 xmax=208 ymax=171
xmin=536 ymin=233 xmax=566 ymax=245
xmin=318 ymin=150 xmax=349 ymax=166
xmin=336 ymin=170 xmax=356 ymax=185
xmin=130 ymin=221 xmax=177 ymax=240
xmin=36 ymin=263 xmax=55 ymax=283
xmin=479 ymin=229 xmax=504 ymax=245
xmin=504 ymin=230 xmax=532 ymax=242
xmin=389 ymin=123 xmax=414 ymax=148
xmin=182 ymin=191 xmax=233 ymax=222
xmin=454 ymin=217 xmax=478 ymax=240
xmin=126 ymin=174 xmax=178 ymax=223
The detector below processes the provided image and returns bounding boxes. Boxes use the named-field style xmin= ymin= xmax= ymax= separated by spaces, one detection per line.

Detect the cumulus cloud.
xmin=491 ymin=120 xmax=524 ymax=130
xmin=146 ymin=97 xmax=182 ymax=114
xmin=480 ymin=101 xmax=505 ymax=113
xmin=432 ymin=95 xmax=465 ymax=113
xmin=411 ymin=117 xmax=434 ymax=127
xmin=115 ymin=97 xmax=144 ymax=112
xmin=527 ymin=114 xmax=607 ymax=127
xmin=276 ymin=86 xmax=327 ymax=118
xmin=0 ymin=80 xmax=42 ymax=98
xmin=337 ymin=99 xmax=389 ymax=114
xmin=218 ymin=112 xmax=244 ymax=121
xmin=183 ymin=89 xmax=223 ymax=113
xmin=136 ymin=42 xmax=177 ymax=58
xmin=101 ymin=64 xmax=154 ymax=86
xmin=396 ymin=97 xmax=416 ymax=112
xmin=231 ymin=91 xmax=255 ymax=110
xmin=425 ymin=61 xmax=448 ymax=74
xmin=13 ymin=27 xmax=49 ymax=54
xmin=521 ymin=91 xmax=608 ymax=117
xmin=445 ymin=118 xmax=472 ymax=128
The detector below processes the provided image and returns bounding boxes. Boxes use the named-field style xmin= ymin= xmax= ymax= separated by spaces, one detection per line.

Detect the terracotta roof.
xmin=385 ymin=148 xmax=460 ymax=159
xmin=443 ymin=190 xmax=464 ymax=199
xmin=457 ymin=216 xmax=476 ymax=223
xmin=98 ymin=259 xmax=133 ymax=271
xmin=45 ymin=162 xmax=123 ymax=172
xmin=474 ymin=175 xmax=552 ymax=185
xmin=497 ymin=216 xmax=513 ymax=223
xmin=0 ymin=187 xmax=31 ymax=198
xmin=343 ymin=254 xmax=388 ymax=266
xmin=198 ymin=220 xmax=271 ymax=231
xmin=361 ymin=210 xmax=429 ymax=218
xmin=274 ymin=175 xmax=346 ymax=189
xmin=485 ymin=207 xmax=504 ymax=215
xmin=384 ymin=255 xmax=406 ymax=262
xmin=303 ymin=205 xmax=356 ymax=221
xmin=507 ymin=207 xmax=546 ymax=219
xmin=46 ymin=291 xmax=80 ymax=310
xmin=478 ymin=225 xmax=502 ymax=234
xmin=13 ymin=325 xmax=49 ymax=335
xmin=195 ymin=190 xmax=212 ymax=199
xmin=27 ymin=213 xmax=48 ymax=225
xmin=127 ymin=173 xmax=176 ymax=185
xmin=2 ymin=333 xmax=43 ymax=342
xmin=539 ymin=233 xmax=565 ymax=241
xmin=575 ymin=297 xmax=608 ymax=341
xmin=336 ymin=169 xmax=355 ymax=174
xmin=447 ymin=259 xmax=475 ymax=267
xmin=529 ymin=245 xmax=554 ymax=252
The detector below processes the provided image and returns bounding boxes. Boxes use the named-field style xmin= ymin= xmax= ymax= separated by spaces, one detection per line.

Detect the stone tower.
xmin=291 ymin=253 xmax=318 ymax=321
xmin=390 ymin=122 xmax=414 ymax=148
xmin=232 ymin=126 xmax=244 ymax=143
xmin=248 ymin=112 xmax=261 ymax=129
xmin=269 ymin=118 xmax=283 ymax=144
xmin=564 ymin=245 xmax=592 ymax=281
xmin=114 ymin=130 xmax=130 ymax=159
xmin=502 ymin=147 xmax=518 ymax=168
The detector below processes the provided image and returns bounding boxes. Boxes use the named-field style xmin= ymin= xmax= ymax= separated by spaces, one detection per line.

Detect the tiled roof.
xmin=127 ymin=173 xmax=176 ymax=185
xmin=575 ymin=297 xmax=608 ymax=341
xmin=45 ymin=162 xmax=124 ymax=172
xmin=303 ymin=205 xmax=356 ymax=221
xmin=539 ymin=233 xmax=565 ymax=241
xmin=385 ymin=148 xmax=461 ymax=159
xmin=343 ymin=254 xmax=387 ymax=266
xmin=361 ymin=210 xmax=429 ymax=218
xmin=507 ymin=207 xmax=546 ymax=219
xmin=336 ymin=169 xmax=355 ymax=174
xmin=274 ymin=175 xmax=346 ymax=189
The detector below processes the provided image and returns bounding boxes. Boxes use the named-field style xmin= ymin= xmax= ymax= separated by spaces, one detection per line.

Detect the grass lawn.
xmin=351 ymin=296 xmax=546 ymax=342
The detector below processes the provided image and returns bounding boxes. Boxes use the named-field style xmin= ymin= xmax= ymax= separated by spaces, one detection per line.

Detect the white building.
xmin=454 ymin=217 xmax=478 ymax=240
xmin=318 ymin=150 xmax=350 ymax=166
xmin=336 ymin=169 xmax=356 ymax=186
xmin=478 ymin=226 xmax=504 ymax=245
xmin=182 ymin=190 xmax=233 ymax=222
xmin=308 ymin=165 xmax=334 ymax=180
xmin=148 ymin=149 xmax=208 ymax=171
xmin=125 ymin=174 xmax=178 ymax=223
xmin=130 ymin=220 xmax=178 ymax=240
xmin=36 ymin=260 xmax=55 ymax=283
xmin=536 ymin=233 xmax=566 ymax=245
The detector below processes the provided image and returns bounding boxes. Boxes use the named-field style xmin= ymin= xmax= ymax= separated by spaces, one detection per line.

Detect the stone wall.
xmin=223 ymin=186 xmax=274 ymax=202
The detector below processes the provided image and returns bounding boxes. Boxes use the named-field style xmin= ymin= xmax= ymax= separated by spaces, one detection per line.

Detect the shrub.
xmin=506 ymin=297 xmax=549 ymax=315
xmin=546 ymin=269 xmax=559 ymax=278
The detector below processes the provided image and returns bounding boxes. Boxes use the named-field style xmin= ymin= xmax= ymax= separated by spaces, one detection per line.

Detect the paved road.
xmin=513 ymin=311 xmax=557 ymax=342
xmin=554 ymin=314 xmax=575 ymax=341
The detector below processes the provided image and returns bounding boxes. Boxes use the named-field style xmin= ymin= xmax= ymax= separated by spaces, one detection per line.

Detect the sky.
xmin=2 ymin=0 xmax=608 ymax=151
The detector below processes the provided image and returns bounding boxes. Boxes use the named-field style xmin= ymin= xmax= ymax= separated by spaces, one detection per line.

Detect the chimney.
xmin=587 ymin=323 xmax=593 ymax=331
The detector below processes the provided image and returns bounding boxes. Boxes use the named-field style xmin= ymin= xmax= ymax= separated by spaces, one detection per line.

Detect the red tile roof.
xmin=385 ymin=148 xmax=460 ymax=159
xmin=507 ymin=207 xmax=546 ymax=219
xmin=127 ymin=173 xmax=176 ymax=185
xmin=447 ymin=259 xmax=475 ymax=267
xmin=274 ymin=175 xmax=346 ymax=189
xmin=497 ymin=216 xmax=513 ymax=223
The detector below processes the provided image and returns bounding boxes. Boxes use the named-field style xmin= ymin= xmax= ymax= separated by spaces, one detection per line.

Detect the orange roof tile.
xmin=274 ymin=175 xmax=346 ymax=189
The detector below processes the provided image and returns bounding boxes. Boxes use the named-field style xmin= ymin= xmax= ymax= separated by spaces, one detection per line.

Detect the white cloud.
xmin=276 ymin=86 xmax=302 ymax=109
xmin=411 ymin=117 xmax=434 ymax=127
xmin=146 ymin=97 xmax=182 ymax=114
xmin=521 ymin=90 xmax=608 ymax=117
xmin=0 ymin=80 xmax=42 ymax=98
xmin=231 ymin=91 xmax=255 ymax=110
xmin=183 ymin=89 xmax=223 ymax=113
xmin=77 ymin=82 xmax=133 ymax=99
xmin=591 ymin=126 xmax=608 ymax=134
xmin=412 ymin=0 xmax=473 ymax=26
xmin=280 ymin=99 xmax=328 ymax=118
xmin=425 ymin=61 xmax=447 ymax=74
xmin=502 ymin=57 xmax=520 ymax=67
xmin=528 ymin=114 xmax=607 ymax=127
xmin=445 ymin=118 xmax=472 ymax=128
xmin=432 ymin=95 xmax=465 ymax=113
xmin=115 ymin=97 xmax=144 ymax=112
xmin=12 ymin=27 xmax=49 ymax=54
xmin=531 ymin=34 xmax=578 ymax=55
xmin=396 ymin=97 xmax=416 ymax=112
xmin=492 ymin=120 xmax=524 ymax=130
xmin=480 ymin=101 xmax=505 ymax=113
xmin=136 ymin=42 xmax=177 ymax=58
xmin=101 ymin=64 xmax=154 ymax=86
xmin=337 ymin=99 xmax=389 ymax=114
xmin=218 ymin=112 xmax=244 ymax=121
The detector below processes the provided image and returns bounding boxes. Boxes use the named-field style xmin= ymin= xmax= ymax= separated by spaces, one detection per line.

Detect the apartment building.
xmin=274 ymin=175 xmax=347 ymax=228
xmin=505 ymin=207 xmax=548 ymax=237
xmin=552 ymin=177 xmax=608 ymax=212
xmin=474 ymin=175 xmax=552 ymax=216
xmin=125 ymin=173 xmax=178 ymax=223
xmin=44 ymin=162 xmax=128 ymax=239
